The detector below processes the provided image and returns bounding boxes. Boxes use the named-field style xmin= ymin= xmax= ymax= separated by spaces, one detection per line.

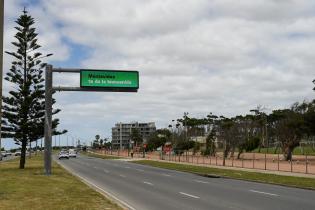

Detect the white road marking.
xmin=143 ymin=181 xmax=154 ymax=186
xmin=119 ymin=174 xmax=126 ymax=178
xmin=93 ymin=166 xmax=98 ymax=169
xmin=179 ymin=192 xmax=200 ymax=199
xmin=162 ymin=173 xmax=171 ymax=177
xmin=136 ymin=169 xmax=144 ymax=172
xmin=194 ymin=179 xmax=209 ymax=184
xmin=104 ymin=169 xmax=109 ymax=173
xmin=249 ymin=190 xmax=279 ymax=197
xmin=55 ymin=160 xmax=136 ymax=210
xmin=125 ymin=166 xmax=131 ymax=169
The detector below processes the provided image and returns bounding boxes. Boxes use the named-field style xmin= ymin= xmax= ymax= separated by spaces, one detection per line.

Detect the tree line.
xmin=146 ymin=91 xmax=315 ymax=161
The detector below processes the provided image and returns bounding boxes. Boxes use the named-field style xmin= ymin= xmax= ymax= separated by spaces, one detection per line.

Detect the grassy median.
xmin=83 ymin=151 xmax=122 ymax=160
xmin=0 ymin=155 xmax=122 ymax=210
xmin=133 ymin=160 xmax=315 ymax=190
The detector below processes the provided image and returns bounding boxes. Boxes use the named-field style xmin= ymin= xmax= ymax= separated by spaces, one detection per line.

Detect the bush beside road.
xmin=133 ymin=160 xmax=315 ymax=190
xmin=0 ymin=155 xmax=122 ymax=210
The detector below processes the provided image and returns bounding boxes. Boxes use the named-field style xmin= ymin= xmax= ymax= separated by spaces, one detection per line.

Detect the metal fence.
xmin=99 ymin=149 xmax=315 ymax=175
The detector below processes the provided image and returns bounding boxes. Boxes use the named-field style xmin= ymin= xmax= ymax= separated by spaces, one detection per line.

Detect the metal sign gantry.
xmin=44 ymin=65 xmax=139 ymax=175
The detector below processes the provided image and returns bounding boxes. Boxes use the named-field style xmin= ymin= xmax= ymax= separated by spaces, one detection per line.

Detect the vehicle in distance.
xmin=5 ymin=151 xmax=12 ymax=156
xmin=58 ymin=151 xmax=69 ymax=159
xmin=14 ymin=151 xmax=21 ymax=156
xmin=68 ymin=149 xmax=77 ymax=158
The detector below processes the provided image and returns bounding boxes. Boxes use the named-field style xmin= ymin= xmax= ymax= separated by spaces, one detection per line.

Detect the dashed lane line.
xmin=249 ymin=190 xmax=279 ymax=197
xmin=193 ymin=180 xmax=209 ymax=184
xmin=179 ymin=192 xmax=200 ymax=199
xmin=143 ymin=181 xmax=154 ymax=186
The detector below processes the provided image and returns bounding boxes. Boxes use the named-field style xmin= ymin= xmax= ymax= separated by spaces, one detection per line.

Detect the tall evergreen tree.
xmin=1 ymin=9 xmax=61 ymax=169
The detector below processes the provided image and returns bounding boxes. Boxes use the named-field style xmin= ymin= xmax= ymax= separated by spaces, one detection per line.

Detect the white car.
xmin=14 ymin=151 xmax=21 ymax=156
xmin=5 ymin=151 xmax=12 ymax=156
xmin=58 ymin=151 xmax=69 ymax=159
xmin=68 ymin=149 xmax=77 ymax=158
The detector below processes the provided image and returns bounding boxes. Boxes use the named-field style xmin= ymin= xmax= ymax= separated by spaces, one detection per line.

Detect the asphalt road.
xmin=56 ymin=154 xmax=315 ymax=210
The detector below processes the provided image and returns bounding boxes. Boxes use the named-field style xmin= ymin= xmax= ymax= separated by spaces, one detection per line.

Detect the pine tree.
xmin=1 ymin=9 xmax=61 ymax=169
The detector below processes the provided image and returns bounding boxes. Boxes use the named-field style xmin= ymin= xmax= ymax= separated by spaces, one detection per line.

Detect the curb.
xmin=54 ymin=158 xmax=136 ymax=210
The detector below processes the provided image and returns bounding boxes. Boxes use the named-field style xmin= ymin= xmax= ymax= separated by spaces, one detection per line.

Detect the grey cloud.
xmin=3 ymin=0 xmax=315 ymax=145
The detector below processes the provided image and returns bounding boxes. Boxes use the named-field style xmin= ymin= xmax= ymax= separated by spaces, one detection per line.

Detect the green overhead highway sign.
xmin=44 ymin=65 xmax=139 ymax=175
xmin=80 ymin=70 xmax=139 ymax=90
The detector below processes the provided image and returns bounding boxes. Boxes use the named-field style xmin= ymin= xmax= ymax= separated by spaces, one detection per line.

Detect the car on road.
xmin=68 ymin=149 xmax=77 ymax=158
xmin=1 ymin=152 xmax=7 ymax=157
xmin=58 ymin=151 xmax=69 ymax=159
xmin=5 ymin=151 xmax=12 ymax=156
xmin=14 ymin=151 xmax=21 ymax=156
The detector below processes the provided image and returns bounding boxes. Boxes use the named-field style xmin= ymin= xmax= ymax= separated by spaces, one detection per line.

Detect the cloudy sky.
xmin=2 ymin=0 xmax=315 ymax=148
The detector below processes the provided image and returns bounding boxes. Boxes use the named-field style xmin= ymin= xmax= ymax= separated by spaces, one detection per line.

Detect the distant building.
xmin=112 ymin=122 xmax=156 ymax=149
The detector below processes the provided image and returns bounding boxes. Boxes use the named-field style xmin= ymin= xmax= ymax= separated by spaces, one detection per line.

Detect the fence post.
xmin=277 ymin=153 xmax=280 ymax=171
xmin=253 ymin=153 xmax=255 ymax=169
xmin=232 ymin=156 xmax=234 ymax=167
xmin=306 ymin=155 xmax=308 ymax=174
xmin=216 ymin=155 xmax=218 ymax=166
xmin=210 ymin=156 xmax=212 ymax=165
xmin=203 ymin=155 xmax=205 ymax=164
xmin=197 ymin=156 xmax=199 ymax=164
xmin=242 ymin=155 xmax=244 ymax=168
xmin=264 ymin=153 xmax=267 ymax=170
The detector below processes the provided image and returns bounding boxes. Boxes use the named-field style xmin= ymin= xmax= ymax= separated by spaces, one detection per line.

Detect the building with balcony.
xmin=112 ymin=122 xmax=156 ymax=149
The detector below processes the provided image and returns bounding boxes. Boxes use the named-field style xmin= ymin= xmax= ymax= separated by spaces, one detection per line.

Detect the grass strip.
xmin=0 ymin=155 xmax=122 ymax=210
xmin=83 ymin=151 xmax=122 ymax=160
xmin=133 ymin=160 xmax=315 ymax=190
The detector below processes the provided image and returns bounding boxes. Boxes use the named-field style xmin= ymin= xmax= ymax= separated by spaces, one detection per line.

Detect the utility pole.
xmin=0 ymin=0 xmax=4 ymax=161
xmin=44 ymin=65 xmax=52 ymax=175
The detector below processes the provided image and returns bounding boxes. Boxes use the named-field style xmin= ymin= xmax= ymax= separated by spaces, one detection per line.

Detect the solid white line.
xmin=104 ymin=169 xmax=109 ymax=173
xmin=136 ymin=169 xmax=144 ymax=172
xmin=161 ymin=173 xmax=171 ymax=177
xmin=194 ymin=180 xmax=209 ymax=184
xmin=179 ymin=192 xmax=200 ymax=199
xmin=143 ymin=181 xmax=154 ymax=186
xmin=119 ymin=174 xmax=126 ymax=178
xmin=249 ymin=190 xmax=279 ymax=197
xmin=55 ymin=160 xmax=136 ymax=210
